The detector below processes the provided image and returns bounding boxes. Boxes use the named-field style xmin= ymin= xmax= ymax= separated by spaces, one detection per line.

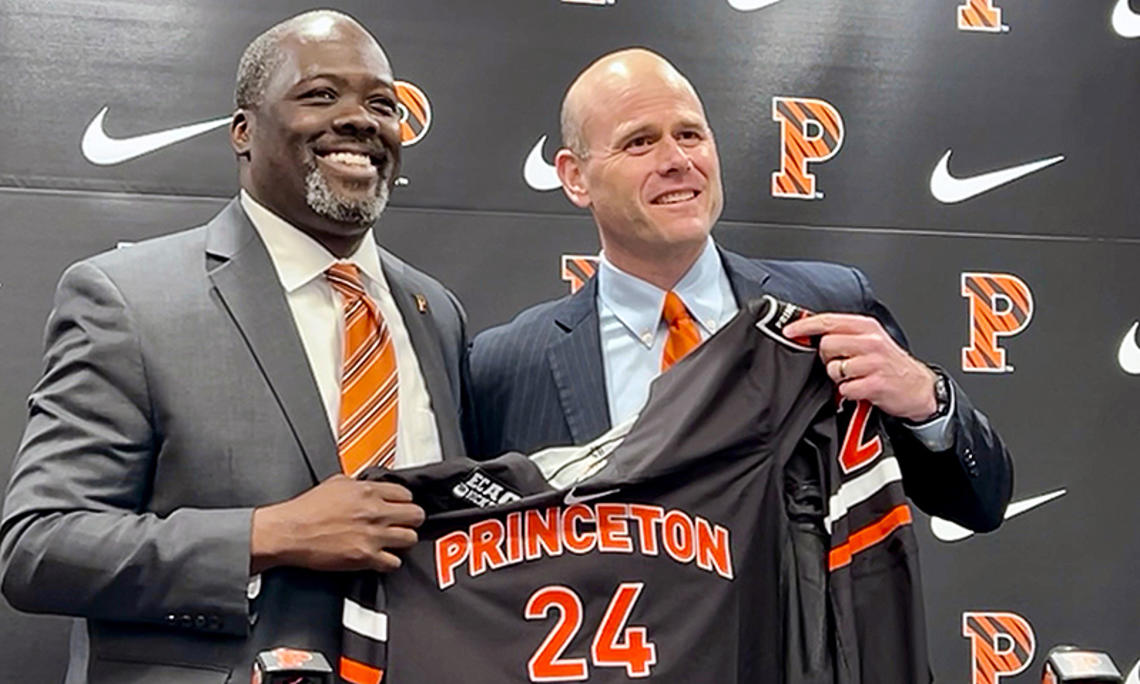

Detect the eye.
xmin=369 ymin=96 xmax=397 ymax=115
xmin=677 ymin=129 xmax=704 ymax=145
xmin=625 ymin=135 xmax=654 ymax=153
xmin=301 ymin=88 xmax=336 ymax=102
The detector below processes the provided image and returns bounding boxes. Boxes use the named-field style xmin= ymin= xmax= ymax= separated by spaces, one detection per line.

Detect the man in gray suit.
xmin=1 ymin=10 xmax=466 ymax=682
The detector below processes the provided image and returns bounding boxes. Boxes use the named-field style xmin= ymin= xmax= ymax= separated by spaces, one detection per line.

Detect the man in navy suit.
xmin=467 ymin=48 xmax=1011 ymax=532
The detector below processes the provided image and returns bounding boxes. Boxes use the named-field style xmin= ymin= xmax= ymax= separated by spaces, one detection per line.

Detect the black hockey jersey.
xmin=340 ymin=296 xmax=930 ymax=684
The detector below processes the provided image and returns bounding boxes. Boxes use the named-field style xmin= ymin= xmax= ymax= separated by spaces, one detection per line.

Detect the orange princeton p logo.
xmin=561 ymin=255 xmax=599 ymax=294
xmin=961 ymin=272 xmax=1034 ymax=373
xmin=771 ymin=97 xmax=845 ymax=200
xmin=958 ymin=0 xmax=1005 ymax=32
xmin=961 ymin=612 xmax=1036 ymax=684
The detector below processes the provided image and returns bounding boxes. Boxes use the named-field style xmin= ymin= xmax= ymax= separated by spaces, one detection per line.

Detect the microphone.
xmin=1043 ymin=645 xmax=1123 ymax=683
xmin=252 ymin=648 xmax=334 ymax=684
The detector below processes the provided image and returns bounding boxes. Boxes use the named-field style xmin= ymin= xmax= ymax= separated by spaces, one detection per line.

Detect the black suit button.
xmin=166 ymin=614 xmax=178 ymax=626
xmin=195 ymin=615 xmax=207 ymax=629
xmin=208 ymin=615 xmax=222 ymax=630
xmin=180 ymin=614 xmax=193 ymax=629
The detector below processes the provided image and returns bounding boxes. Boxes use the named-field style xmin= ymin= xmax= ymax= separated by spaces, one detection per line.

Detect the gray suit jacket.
xmin=0 ymin=199 xmax=468 ymax=683
xmin=467 ymin=248 xmax=1012 ymax=533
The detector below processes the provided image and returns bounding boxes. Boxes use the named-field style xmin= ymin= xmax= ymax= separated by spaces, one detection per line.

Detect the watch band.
xmin=904 ymin=366 xmax=951 ymax=426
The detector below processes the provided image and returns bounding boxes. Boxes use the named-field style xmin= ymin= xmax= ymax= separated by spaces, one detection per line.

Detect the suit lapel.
xmin=205 ymin=200 xmax=340 ymax=482
xmin=380 ymin=252 xmax=465 ymax=461
xmin=542 ymin=247 xmax=766 ymax=446
xmin=548 ymin=278 xmax=611 ymax=444
xmin=720 ymin=248 xmax=772 ymax=305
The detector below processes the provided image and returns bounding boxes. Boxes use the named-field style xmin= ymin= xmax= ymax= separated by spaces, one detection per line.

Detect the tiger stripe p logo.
xmin=771 ymin=97 xmax=845 ymax=200
xmin=961 ymin=272 xmax=1034 ymax=373
xmin=561 ymin=255 xmax=599 ymax=294
xmin=961 ymin=612 xmax=1036 ymax=684
xmin=395 ymin=81 xmax=432 ymax=146
xmin=958 ymin=0 xmax=1007 ymax=33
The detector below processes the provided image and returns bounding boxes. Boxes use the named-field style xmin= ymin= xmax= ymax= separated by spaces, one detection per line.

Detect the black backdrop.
xmin=1 ymin=1 xmax=1138 ymax=681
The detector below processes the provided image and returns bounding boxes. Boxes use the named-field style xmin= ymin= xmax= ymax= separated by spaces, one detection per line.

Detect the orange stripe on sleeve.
xmin=340 ymin=655 xmax=384 ymax=684
xmin=828 ymin=504 xmax=913 ymax=571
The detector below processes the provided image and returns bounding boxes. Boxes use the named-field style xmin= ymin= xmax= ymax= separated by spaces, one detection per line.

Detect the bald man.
xmin=467 ymin=48 xmax=1012 ymax=533
xmin=1 ymin=11 xmax=467 ymax=682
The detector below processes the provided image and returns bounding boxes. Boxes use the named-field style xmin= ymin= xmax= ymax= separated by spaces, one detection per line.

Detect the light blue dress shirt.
xmin=597 ymin=238 xmax=737 ymax=426
xmin=595 ymin=238 xmax=954 ymax=450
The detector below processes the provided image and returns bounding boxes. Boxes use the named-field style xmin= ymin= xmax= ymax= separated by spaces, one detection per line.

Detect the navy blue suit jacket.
xmin=467 ymin=249 xmax=1012 ymax=531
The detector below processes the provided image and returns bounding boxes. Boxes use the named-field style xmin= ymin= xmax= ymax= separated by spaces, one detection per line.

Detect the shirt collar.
xmin=597 ymin=237 xmax=728 ymax=348
xmin=240 ymin=189 xmax=385 ymax=294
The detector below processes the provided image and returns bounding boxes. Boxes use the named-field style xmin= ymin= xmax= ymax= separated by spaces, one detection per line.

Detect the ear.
xmin=230 ymin=109 xmax=252 ymax=159
xmin=555 ymin=148 xmax=590 ymax=208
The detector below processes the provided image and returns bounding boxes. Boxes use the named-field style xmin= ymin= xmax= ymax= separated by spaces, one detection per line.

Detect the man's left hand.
xmin=782 ymin=313 xmax=937 ymax=422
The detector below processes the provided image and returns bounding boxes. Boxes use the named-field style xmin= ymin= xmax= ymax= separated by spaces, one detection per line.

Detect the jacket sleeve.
xmin=0 ymin=261 xmax=252 ymax=636
xmin=853 ymin=267 xmax=1014 ymax=532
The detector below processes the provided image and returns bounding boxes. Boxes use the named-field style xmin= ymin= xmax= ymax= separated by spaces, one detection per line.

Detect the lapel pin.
xmin=414 ymin=293 xmax=429 ymax=314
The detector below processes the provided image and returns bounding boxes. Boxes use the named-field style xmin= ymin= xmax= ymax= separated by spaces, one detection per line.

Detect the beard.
xmin=303 ymin=156 xmax=392 ymax=227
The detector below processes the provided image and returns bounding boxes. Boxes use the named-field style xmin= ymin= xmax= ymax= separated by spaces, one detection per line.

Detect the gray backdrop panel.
xmin=2 ymin=0 xmax=1138 ymax=237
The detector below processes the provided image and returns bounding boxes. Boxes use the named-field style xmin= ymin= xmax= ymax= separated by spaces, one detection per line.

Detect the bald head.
xmin=560 ymin=48 xmax=704 ymax=158
xmin=552 ymin=48 xmax=723 ymax=291
xmin=235 ymin=9 xmax=380 ymax=110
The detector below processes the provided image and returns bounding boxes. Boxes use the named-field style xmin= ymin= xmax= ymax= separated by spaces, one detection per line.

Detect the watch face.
xmin=934 ymin=374 xmax=950 ymax=413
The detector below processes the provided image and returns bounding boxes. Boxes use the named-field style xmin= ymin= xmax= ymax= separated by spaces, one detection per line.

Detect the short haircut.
xmin=234 ymin=9 xmax=362 ymax=109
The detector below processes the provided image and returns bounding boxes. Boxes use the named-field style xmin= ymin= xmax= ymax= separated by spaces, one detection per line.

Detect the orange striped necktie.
xmin=326 ymin=263 xmax=399 ymax=476
xmin=661 ymin=290 xmax=701 ymax=371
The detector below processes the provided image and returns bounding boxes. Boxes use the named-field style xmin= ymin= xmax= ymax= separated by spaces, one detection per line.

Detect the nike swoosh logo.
xmin=930 ymin=488 xmax=1067 ymax=542
xmin=81 ymin=107 xmax=231 ymax=165
xmin=726 ymin=0 xmax=785 ymax=10
xmin=1118 ymin=322 xmax=1140 ymax=374
xmin=1113 ymin=0 xmax=1140 ymax=38
xmin=929 ymin=149 xmax=1064 ymax=204
xmin=523 ymin=135 xmax=562 ymax=191
xmin=563 ymin=486 xmax=620 ymax=506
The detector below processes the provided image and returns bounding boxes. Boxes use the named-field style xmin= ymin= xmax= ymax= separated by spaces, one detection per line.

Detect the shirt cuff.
xmin=904 ymin=379 xmax=956 ymax=452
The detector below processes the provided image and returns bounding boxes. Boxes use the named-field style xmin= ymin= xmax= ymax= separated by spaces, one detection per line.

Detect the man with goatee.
xmin=1 ymin=10 xmax=466 ymax=683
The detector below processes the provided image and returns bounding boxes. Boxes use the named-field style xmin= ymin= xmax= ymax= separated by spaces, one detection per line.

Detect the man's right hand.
xmin=250 ymin=474 xmax=425 ymax=574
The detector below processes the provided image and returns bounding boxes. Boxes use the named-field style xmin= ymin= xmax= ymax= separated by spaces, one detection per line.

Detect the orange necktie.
xmin=327 ymin=263 xmax=399 ymax=476
xmin=661 ymin=290 xmax=701 ymax=371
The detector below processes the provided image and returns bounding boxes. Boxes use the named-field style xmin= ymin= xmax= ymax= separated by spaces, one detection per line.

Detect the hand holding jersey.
xmin=783 ymin=313 xmax=940 ymax=423
xmin=250 ymin=475 xmax=424 ymax=574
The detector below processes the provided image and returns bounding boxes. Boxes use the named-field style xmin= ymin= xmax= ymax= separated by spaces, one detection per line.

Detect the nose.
xmin=331 ymin=100 xmax=380 ymax=138
xmin=656 ymin=136 xmax=693 ymax=176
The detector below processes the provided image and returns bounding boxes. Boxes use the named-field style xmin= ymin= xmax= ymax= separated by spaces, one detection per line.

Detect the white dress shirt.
xmin=240 ymin=190 xmax=442 ymax=469
xmin=595 ymin=237 xmax=953 ymax=451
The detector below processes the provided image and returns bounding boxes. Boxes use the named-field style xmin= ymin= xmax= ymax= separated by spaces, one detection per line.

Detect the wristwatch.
xmin=905 ymin=367 xmax=951 ymax=425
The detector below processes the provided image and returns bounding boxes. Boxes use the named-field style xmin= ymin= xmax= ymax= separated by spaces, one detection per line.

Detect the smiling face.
xmin=557 ymin=52 xmax=724 ymax=277
xmin=233 ymin=16 xmax=402 ymax=256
